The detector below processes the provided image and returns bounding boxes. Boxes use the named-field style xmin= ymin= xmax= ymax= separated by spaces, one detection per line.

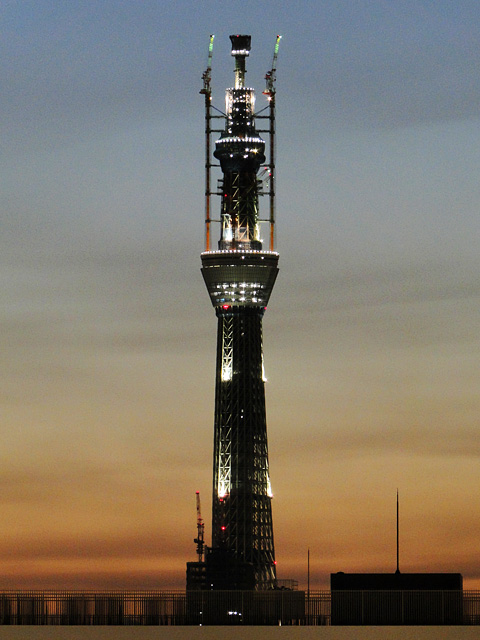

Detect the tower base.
xmin=186 ymin=549 xmax=255 ymax=591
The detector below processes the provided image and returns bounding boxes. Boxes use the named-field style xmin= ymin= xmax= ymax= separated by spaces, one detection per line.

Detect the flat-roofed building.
xmin=331 ymin=572 xmax=463 ymax=625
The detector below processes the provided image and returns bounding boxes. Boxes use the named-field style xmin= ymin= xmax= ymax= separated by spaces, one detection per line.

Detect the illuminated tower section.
xmin=201 ymin=35 xmax=279 ymax=589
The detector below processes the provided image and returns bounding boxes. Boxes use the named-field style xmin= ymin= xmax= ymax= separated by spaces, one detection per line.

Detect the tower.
xmin=200 ymin=35 xmax=280 ymax=590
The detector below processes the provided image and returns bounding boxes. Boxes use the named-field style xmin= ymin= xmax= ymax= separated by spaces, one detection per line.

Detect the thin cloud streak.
xmin=310 ymin=426 xmax=480 ymax=459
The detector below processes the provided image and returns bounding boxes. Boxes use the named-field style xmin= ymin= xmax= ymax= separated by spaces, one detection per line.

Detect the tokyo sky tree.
xmin=200 ymin=34 xmax=281 ymax=589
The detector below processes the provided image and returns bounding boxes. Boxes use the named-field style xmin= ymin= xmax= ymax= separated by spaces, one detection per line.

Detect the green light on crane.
xmin=200 ymin=34 xmax=215 ymax=95
xmin=264 ymin=35 xmax=282 ymax=97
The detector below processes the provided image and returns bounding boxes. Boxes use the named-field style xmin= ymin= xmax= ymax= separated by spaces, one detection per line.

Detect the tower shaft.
xmin=212 ymin=308 xmax=275 ymax=587
xmin=201 ymin=250 xmax=278 ymax=589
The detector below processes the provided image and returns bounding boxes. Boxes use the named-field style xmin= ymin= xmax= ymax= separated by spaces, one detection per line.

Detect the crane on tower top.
xmin=263 ymin=35 xmax=282 ymax=97
xmin=193 ymin=491 xmax=205 ymax=563
xmin=200 ymin=35 xmax=215 ymax=251
xmin=261 ymin=35 xmax=281 ymax=250
xmin=200 ymin=35 xmax=215 ymax=95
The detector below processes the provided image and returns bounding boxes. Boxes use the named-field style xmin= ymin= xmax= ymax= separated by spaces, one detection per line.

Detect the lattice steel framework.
xmin=212 ymin=307 xmax=275 ymax=587
xmin=200 ymin=35 xmax=279 ymax=589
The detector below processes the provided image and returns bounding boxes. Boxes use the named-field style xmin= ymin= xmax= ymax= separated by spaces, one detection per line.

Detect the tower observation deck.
xmin=199 ymin=35 xmax=280 ymax=590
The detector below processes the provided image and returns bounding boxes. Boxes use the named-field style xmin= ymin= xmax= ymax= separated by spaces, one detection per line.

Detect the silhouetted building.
xmin=186 ymin=561 xmax=207 ymax=591
xmin=187 ymin=549 xmax=255 ymax=591
xmin=331 ymin=572 xmax=463 ymax=625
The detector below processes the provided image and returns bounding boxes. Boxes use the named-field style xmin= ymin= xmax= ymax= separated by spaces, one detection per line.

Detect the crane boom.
xmin=201 ymin=35 xmax=215 ymax=251
xmin=263 ymin=35 xmax=282 ymax=96
xmin=196 ymin=491 xmax=202 ymax=522
xmin=200 ymin=34 xmax=215 ymax=95
xmin=194 ymin=491 xmax=205 ymax=563
xmin=262 ymin=36 xmax=281 ymax=250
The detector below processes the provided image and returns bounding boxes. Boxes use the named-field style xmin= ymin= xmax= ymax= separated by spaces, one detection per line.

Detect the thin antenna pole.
xmin=396 ymin=489 xmax=400 ymax=574
xmin=307 ymin=548 xmax=310 ymax=622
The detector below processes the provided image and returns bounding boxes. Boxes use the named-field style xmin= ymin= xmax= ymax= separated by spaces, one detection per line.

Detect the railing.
xmin=330 ymin=589 xmax=464 ymax=625
xmin=0 ymin=589 xmax=479 ymax=625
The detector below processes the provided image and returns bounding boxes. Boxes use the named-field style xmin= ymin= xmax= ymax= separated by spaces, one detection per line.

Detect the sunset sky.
xmin=2 ymin=1 xmax=479 ymax=591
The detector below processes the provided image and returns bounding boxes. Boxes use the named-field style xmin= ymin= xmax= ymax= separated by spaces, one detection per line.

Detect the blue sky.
xmin=1 ymin=0 xmax=479 ymax=589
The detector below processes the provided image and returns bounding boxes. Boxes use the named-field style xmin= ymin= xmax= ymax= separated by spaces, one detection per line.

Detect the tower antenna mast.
xmin=396 ymin=489 xmax=400 ymax=574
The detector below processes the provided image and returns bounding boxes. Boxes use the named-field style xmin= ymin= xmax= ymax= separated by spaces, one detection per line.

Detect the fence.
xmin=0 ymin=589 xmax=479 ymax=625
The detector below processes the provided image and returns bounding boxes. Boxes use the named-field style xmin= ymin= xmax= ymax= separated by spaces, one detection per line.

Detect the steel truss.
xmin=212 ymin=306 xmax=275 ymax=588
xmin=219 ymin=171 xmax=260 ymax=249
